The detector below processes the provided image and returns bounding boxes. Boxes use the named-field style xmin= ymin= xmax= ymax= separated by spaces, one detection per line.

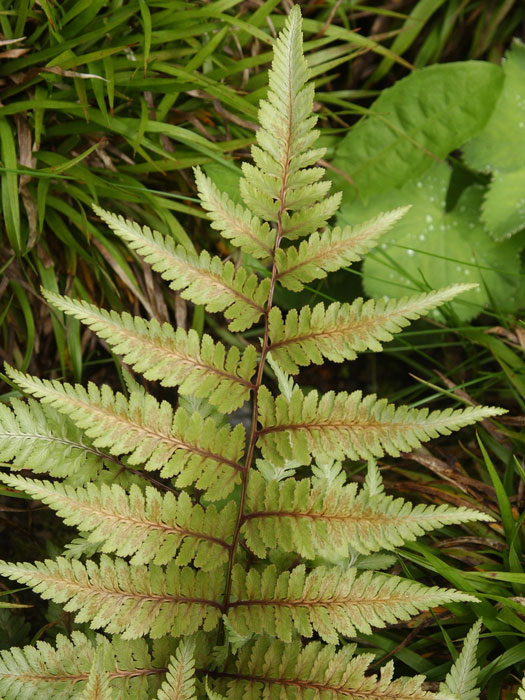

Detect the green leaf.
xmin=0 ymin=397 xmax=107 ymax=483
xmin=6 ymin=366 xmax=245 ymax=500
xmin=338 ymin=162 xmax=522 ymax=321
xmin=93 ymin=206 xmax=269 ymax=332
xmin=0 ymin=633 xmax=162 ymax=699
xmin=332 ymin=62 xmax=503 ymax=201
xmin=463 ymin=40 xmax=525 ymax=239
xmin=0 ymin=474 xmax=234 ymax=570
xmin=242 ymin=472 xmax=491 ymax=560
xmin=155 ymin=639 xmax=196 ymax=700
xmin=228 ymin=564 xmax=476 ymax=644
xmin=44 ymin=290 xmax=257 ymax=414
xmin=0 ymin=556 xmax=223 ymax=639
xmin=211 ymin=638 xmax=448 ymax=700
xmin=0 ymin=116 xmax=21 ymax=253
xmin=194 ymin=166 xmax=276 ymax=260
xmin=269 ymin=283 xmax=476 ymax=373
xmin=79 ymin=650 xmax=115 ymax=700
xmin=275 ymin=208 xmax=409 ymax=291
xmin=257 ymin=384 xmax=505 ymax=466
xmin=439 ymin=619 xmax=482 ymax=700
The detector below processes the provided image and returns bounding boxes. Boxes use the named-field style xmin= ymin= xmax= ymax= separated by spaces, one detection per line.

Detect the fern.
xmin=0 ymin=633 xmax=165 ymax=699
xmin=257 ymin=385 xmax=502 ymax=464
xmin=79 ymin=651 xmax=114 ymax=700
xmin=275 ymin=207 xmax=409 ymax=291
xmin=0 ymin=474 xmax=234 ymax=569
xmin=269 ymin=284 xmax=478 ymax=372
xmin=242 ymin=471 xmax=491 ymax=559
xmin=213 ymin=639 xmax=439 ymax=700
xmin=5 ymin=366 xmax=244 ymax=499
xmin=440 ymin=619 xmax=482 ymax=700
xmin=0 ymin=398 xmax=109 ymax=482
xmin=0 ymin=7 xmax=504 ymax=700
xmin=92 ymin=207 xmax=269 ymax=333
xmin=228 ymin=564 xmax=476 ymax=644
xmin=155 ymin=640 xmax=196 ymax=700
xmin=0 ymin=556 xmax=223 ymax=638
xmin=43 ymin=290 xmax=257 ymax=414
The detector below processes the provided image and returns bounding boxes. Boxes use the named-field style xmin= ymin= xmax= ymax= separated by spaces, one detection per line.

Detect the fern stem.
xmin=222 ymin=139 xmax=291 ymax=612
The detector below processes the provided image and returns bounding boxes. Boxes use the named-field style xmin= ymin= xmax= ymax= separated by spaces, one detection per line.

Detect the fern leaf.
xmin=0 ymin=633 xmax=163 ymax=700
xmin=241 ymin=472 xmax=492 ymax=559
xmin=228 ymin=564 xmax=476 ymax=644
xmin=80 ymin=651 xmax=115 ymax=700
xmin=281 ymin=193 xmax=343 ymax=240
xmin=276 ymin=208 xmax=409 ymax=291
xmin=6 ymin=367 xmax=244 ymax=499
xmin=44 ymin=290 xmax=256 ymax=413
xmin=155 ymin=639 xmax=196 ymax=700
xmin=519 ymin=676 xmax=525 ymax=700
xmin=211 ymin=638 xmax=441 ymax=700
xmin=0 ymin=475 xmax=234 ymax=570
xmin=0 ymin=556 xmax=223 ymax=639
xmin=257 ymin=385 xmax=506 ymax=465
xmin=440 ymin=619 xmax=482 ymax=700
xmin=0 ymin=398 xmax=107 ymax=482
xmin=194 ymin=167 xmax=276 ymax=259
xmin=93 ymin=206 xmax=269 ymax=332
xmin=269 ymin=284 xmax=478 ymax=373
xmin=238 ymin=4 xmax=337 ymax=242
xmin=240 ymin=6 xmax=314 ymax=218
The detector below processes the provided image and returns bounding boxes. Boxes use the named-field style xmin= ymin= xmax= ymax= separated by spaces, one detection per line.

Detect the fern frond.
xmin=6 ymin=367 xmax=244 ymax=499
xmin=257 ymin=385 xmax=505 ymax=464
xmin=0 ymin=398 xmax=107 ymax=482
xmin=228 ymin=564 xmax=476 ymax=644
xmin=238 ymin=4 xmax=337 ymax=242
xmin=240 ymin=6 xmax=315 ymax=219
xmin=93 ymin=206 xmax=269 ymax=332
xmin=0 ymin=556 xmax=223 ymax=639
xmin=269 ymin=284 xmax=478 ymax=373
xmin=276 ymin=208 xmax=409 ymax=291
xmin=194 ymin=167 xmax=276 ymax=259
xmin=519 ymin=676 xmax=525 ymax=700
xmin=0 ymin=475 xmax=234 ymax=570
xmin=211 ymin=639 xmax=440 ymax=700
xmin=281 ymin=194 xmax=343 ymax=240
xmin=80 ymin=651 xmax=115 ymax=700
xmin=156 ymin=639 xmax=196 ymax=700
xmin=440 ymin=619 xmax=482 ymax=700
xmin=44 ymin=291 xmax=256 ymax=414
xmin=0 ymin=633 xmax=163 ymax=700
xmin=241 ymin=472 xmax=492 ymax=559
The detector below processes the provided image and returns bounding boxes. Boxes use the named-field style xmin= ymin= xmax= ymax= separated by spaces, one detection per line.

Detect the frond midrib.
xmin=0 ymin=430 xmax=120 ymax=465
xmin=242 ymin=508 xmax=472 ymax=524
xmin=209 ymin=670 xmax=423 ymax=700
xmin=19 ymin=568 xmax=222 ymax=608
xmin=0 ymin=667 xmax=166 ymax=684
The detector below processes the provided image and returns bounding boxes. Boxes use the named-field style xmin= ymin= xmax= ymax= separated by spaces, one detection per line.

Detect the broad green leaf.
xmin=463 ymin=40 xmax=525 ymax=239
xmin=332 ymin=62 xmax=503 ymax=202
xmin=339 ymin=162 xmax=522 ymax=321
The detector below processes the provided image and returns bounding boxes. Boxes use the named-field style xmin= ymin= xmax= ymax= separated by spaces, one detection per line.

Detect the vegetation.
xmin=0 ymin=1 xmax=524 ymax=698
